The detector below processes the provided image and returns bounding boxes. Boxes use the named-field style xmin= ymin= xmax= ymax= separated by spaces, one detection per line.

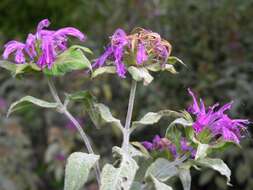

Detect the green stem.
xmin=122 ymin=79 xmax=137 ymax=151
xmin=46 ymin=77 xmax=101 ymax=186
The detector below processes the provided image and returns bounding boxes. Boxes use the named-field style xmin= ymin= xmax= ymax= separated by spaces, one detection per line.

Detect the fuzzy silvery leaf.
xmin=195 ymin=158 xmax=231 ymax=185
xmin=7 ymin=96 xmax=59 ymax=117
xmin=64 ymin=152 xmax=99 ymax=190
xmin=100 ymin=146 xmax=138 ymax=190
xmin=145 ymin=158 xmax=179 ymax=182
xmin=130 ymin=182 xmax=143 ymax=190
xmin=128 ymin=66 xmax=153 ymax=86
xmin=131 ymin=142 xmax=150 ymax=158
xmin=92 ymin=66 xmax=116 ymax=78
xmin=131 ymin=110 xmax=181 ymax=133
xmin=150 ymin=175 xmax=173 ymax=190
xmin=127 ymin=144 xmax=147 ymax=158
xmin=43 ymin=45 xmax=92 ymax=76
xmin=0 ymin=60 xmax=40 ymax=77
xmin=146 ymin=63 xmax=179 ymax=74
xmin=178 ymin=168 xmax=191 ymax=190
xmin=167 ymin=56 xmax=184 ymax=65
xmin=94 ymin=103 xmax=123 ymax=130
xmin=195 ymin=143 xmax=209 ymax=160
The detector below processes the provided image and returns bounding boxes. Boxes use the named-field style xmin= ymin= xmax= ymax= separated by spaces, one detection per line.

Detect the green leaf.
xmin=131 ymin=110 xmax=181 ymax=133
xmin=0 ymin=60 xmax=41 ymax=77
xmin=145 ymin=158 xmax=179 ymax=182
xmin=131 ymin=141 xmax=150 ymax=158
xmin=66 ymin=90 xmax=101 ymax=128
xmin=178 ymin=168 xmax=191 ymax=190
xmin=92 ymin=66 xmax=116 ymax=78
xmin=127 ymin=144 xmax=148 ymax=158
xmin=168 ymin=56 xmax=185 ymax=65
xmin=196 ymin=158 xmax=231 ymax=185
xmin=94 ymin=103 xmax=123 ymax=130
xmin=43 ymin=45 xmax=92 ymax=76
xmin=7 ymin=96 xmax=59 ymax=117
xmin=150 ymin=175 xmax=173 ymax=190
xmin=64 ymin=152 xmax=99 ymax=190
xmin=195 ymin=144 xmax=209 ymax=160
xmin=100 ymin=147 xmax=138 ymax=190
xmin=128 ymin=66 xmax=153 ymax=86
xmin=130 ymin=182 xmax=142 ymax=190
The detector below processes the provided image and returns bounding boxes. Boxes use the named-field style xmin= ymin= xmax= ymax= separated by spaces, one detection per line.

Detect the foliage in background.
xmin=0 ymin=0 xmax=253 ymax=190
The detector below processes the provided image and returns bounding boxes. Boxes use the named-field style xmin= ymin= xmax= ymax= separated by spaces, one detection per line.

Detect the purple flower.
xmin=142 ymin=135 xmax=177 ymax=158
xmin=2 ymin=19 xmax=85 ymax=69
xmin=180 ymin=138 xmax=196 ymax=158
xmin=3 ymin=41 xmax=26 ymax=63
xmin=188 ymin=88 xmax=249 ymax=143
xmin=136 ymin=43 xmax=148 ymax=64
xmin=93 ymin=28 xmax=129 ymax=78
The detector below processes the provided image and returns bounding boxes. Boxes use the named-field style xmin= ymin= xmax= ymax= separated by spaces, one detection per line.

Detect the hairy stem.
xmin=46 ymin=77 xmax=101 ymax=186
xmin=122 ymin=80 xmax=137 ymax=151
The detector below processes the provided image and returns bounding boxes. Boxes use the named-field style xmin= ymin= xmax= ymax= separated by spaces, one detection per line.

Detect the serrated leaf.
xmin=94 ymin=103 xmax=123 ymax=130
xmin=131 ymin=110 xmax=181 ymax=133
xmin=178 ymin=168 xmax=191 ymax=190
xmin=196 ymin=158 xmax=231 ymax=185
xmin=64 ymin=152 xmax=99 ymax=190
xmin=7 ymin=96 xmax=59 ymax=117
xmin=195 ymin=144 xmax=209 ymax=160
xmin=100 ymin=146 xmax=138 ymax=190
xmin=150 ymin=176 xmax=173 ymax=190
xmin=145 ymin=158 xmax=179 ymax=182
xmin=92 ymin=66 xmax=116 ymax=78
xmin=128 ymin=66 xmax=153 ymax=86
xmin=43 ymin=45 xmax=92 ymax=76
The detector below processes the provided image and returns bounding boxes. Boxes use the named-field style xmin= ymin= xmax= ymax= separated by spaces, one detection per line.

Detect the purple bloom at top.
xmin=93 ymin=28 xmax=128 ymax=78
xmin=3 ymin=41 xmax=26 ymax=63
xmin=188 ymin=88 xmax=249 ymax=144
xmin=93 ymin=28 xmax=172 ymax=78
xmin=136 ymin=43 xmax=148 ymax=65
xmin=3 ymin=19 xmax=85 ymax=69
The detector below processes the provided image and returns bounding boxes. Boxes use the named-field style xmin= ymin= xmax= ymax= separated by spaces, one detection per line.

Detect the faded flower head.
xmin=188 ymin=88 xmax=249 ymax=144
xmin=93 ymin=28 xmax=172 ymax=78
xmin=3 ymin=19 xmax=85 ymax=68
xmin=142 ymin=135 xmax=195 ymax=159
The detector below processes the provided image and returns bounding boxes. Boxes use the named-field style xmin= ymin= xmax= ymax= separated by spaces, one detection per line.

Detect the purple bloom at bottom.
xmin=142 ymin=135 xmax=177 ymax=158
xmin=180 ymin=138 xmax=196 ymax=158
xmin=188 ymin=88 xmax=249 ymax=144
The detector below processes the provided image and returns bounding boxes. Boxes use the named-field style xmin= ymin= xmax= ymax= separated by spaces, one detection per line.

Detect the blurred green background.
xmin=0 ymin=0 xmax=253 ymax=189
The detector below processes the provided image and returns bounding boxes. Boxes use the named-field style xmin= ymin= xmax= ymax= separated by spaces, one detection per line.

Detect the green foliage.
xmin=43 ymin=46 xmax=92 ymax=76
xmin=100 ymin=147 xmax=138 ymax=190
xmin=64 ymin=152 xmax=99 ymax=190
xmin=7 ymin=96 xmax=59 ymax=117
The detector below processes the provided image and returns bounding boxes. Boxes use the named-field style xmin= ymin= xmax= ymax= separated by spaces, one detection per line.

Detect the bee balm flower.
xmin=188 ymin=88 xmax=249 ymax=144
xmin=3 ymin=19 xmax=85 ymax=69
xmin=93 ymin=28 xmax=172 ymax=78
